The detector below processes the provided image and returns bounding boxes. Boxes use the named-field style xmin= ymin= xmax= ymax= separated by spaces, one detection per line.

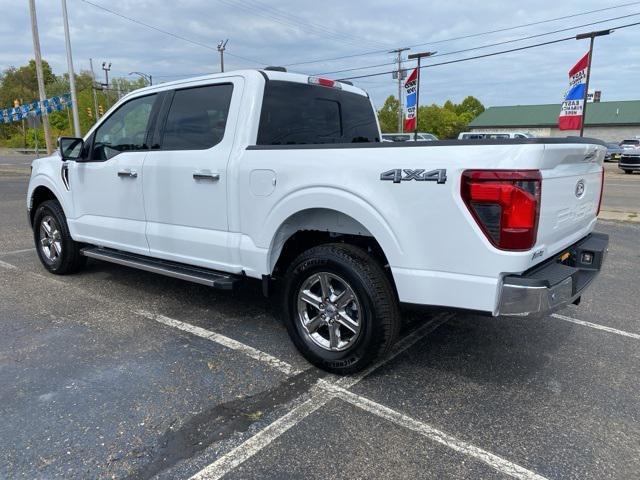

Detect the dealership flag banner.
xmin=558 ymin=52 xmax=589 ymax=130
xmin=0 ymin=93 xmax=72 ymax=125
xmin=404 ymin=68 xmax=418 ymax=132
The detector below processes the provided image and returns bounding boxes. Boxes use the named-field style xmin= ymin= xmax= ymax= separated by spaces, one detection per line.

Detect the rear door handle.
xmin=193 ymin=171 xmax=220 ymax=181
xmin=117 ymin=169 xmax=138 ymax=178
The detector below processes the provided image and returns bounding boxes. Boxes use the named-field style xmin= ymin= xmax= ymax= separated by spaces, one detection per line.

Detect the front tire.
xmin=282 ymin=243 xmax=400 ymax=374
xmin=623 ymin=170 xmax=633 ymax=174
xmin=33 ymin=200 xmax=86 ymax=274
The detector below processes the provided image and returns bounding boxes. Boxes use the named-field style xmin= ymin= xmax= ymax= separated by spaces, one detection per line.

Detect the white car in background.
xmin=381 ymin=132 xmax=438 ymax=142
xmin=458 ymin=132 xmax=534 ymax=140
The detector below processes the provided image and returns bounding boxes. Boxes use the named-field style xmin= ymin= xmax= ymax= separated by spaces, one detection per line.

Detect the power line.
xmin=338 ymin=20 xmax=640 ymax=81
xmin=235 ymin=0 xmax=388 ymax=49
xmin=213 ymin=0 xmax=383 ymax=51
xmin=283 ymin=1 xmax=640 ymax=68
xmin=79 ymin=0 xmax=268 ymax=66
xmin=315 ymin=11 xmax=640 ymax=77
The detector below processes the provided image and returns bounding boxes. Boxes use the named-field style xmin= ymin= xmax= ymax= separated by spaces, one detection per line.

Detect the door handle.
xmin=193 ymin=171 xmax=220 ymax=181
xmin=117 ymin=169 xmax=138 ymax=178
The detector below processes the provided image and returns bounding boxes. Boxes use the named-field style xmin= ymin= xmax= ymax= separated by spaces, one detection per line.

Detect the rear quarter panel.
xmin=233 ymin=141 xmax=603 ymax=312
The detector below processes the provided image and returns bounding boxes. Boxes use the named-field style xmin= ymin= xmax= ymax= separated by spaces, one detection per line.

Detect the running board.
xmin=81 ymin=247 xmax=241 ymax=290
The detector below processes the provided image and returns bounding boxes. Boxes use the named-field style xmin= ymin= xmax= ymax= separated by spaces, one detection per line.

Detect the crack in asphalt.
xmin=124 ymin=368 xmax=320 ymax=480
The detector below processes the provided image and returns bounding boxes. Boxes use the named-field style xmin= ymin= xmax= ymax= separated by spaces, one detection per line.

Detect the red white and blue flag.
xmin=404 ymin=68 xmax=418 ymax=132
xmin=558 ymin=52 xmax=589 ymax=130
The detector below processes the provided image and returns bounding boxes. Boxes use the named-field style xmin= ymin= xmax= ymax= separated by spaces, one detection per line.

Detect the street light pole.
xmin=129 ymin=71 xmax=152 ymax=86
xmin=575 ymin=29 xmax=612 ymax=137
xmin=61 ymin=0 xmax=81 ymax=137
xmin=28 ymin=0 xmax=54 ymax=154
xmin=407 ymin=51 xmax=437 ymax=141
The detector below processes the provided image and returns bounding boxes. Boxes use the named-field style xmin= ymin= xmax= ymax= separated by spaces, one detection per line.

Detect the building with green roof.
xmin=468 ymin=100 xmax=640 ymax=142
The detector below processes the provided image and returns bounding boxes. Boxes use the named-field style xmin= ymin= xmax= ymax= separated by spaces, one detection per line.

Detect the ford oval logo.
xmin=575 ymin=179 xmax=585 ymax=198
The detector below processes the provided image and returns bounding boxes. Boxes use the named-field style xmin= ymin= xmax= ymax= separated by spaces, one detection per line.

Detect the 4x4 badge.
xmin=380 ymin=168 xmax=447 ymax=184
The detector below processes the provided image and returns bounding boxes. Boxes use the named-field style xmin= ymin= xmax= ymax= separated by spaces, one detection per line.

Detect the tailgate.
xmin=536 ymin=143 xmax=604 ymax=257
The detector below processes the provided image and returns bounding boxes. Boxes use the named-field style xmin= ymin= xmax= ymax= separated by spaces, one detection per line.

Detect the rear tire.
xmin=281 ymin=243 xmax=400 ymax=374
xmin=33 ymin=200 xmax=86 ymax=275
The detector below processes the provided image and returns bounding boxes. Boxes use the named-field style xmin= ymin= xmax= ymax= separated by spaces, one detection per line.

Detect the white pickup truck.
xmin=27 ymin=68 xmax=608 ymax=373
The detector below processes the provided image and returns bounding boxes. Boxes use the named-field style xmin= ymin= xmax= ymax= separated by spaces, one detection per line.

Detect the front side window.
xmin=92 ymin=94 xmax=157 ymax=160
xmin=257 ymin=81 xmax=379 ymax=145
xmin=161 ymin=84 xmax=233 ymax=150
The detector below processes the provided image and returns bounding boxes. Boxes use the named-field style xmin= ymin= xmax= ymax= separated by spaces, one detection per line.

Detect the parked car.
xmin=458 ymin=131 xmax=534 ymax=140
xmin=619 ymin=139 xmax=640 ymax=174
xmin=381 ymin=132 xmax=438 ymax=142
xmin=604 ymin=142 xmax=624 ymax=162
xmin=27 ymin=69 xmax=608 ymax=374
xmin=620 ymin=139 xmax=640 ymax=149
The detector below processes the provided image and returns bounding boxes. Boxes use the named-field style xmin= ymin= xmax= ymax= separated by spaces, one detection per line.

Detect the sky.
xmin=1 ymin=0 xmax=640 ymax=110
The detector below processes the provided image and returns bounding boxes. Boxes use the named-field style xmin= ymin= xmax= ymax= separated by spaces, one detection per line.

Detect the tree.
xmin=0 ymin=59 xmax=55 ymax=107
xmin=379 ymin=96 xmax=486 ymax=140
xmin=456 ymin=96 xmax=485 ymax=118
xmin=0 ymin=60 xmax=151 ymax=147
xmin=377 ymin=95 xmax=400 ymax=133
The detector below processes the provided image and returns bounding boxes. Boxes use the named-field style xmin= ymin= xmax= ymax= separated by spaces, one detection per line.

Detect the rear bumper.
xmin=497 ymin=233 xmax=608 ymax=318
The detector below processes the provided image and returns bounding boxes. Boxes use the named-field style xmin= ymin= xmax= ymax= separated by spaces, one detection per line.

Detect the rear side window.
xmin=257 ymin=81 xmax=379 ymax=145
xmin=162 ymin=84 xmax=233 ymax=150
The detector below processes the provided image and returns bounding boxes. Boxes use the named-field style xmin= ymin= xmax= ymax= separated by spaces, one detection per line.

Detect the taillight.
xmin=596 ymin=166 xmax=604 ymax=216
xmin=308 ymin=76 xmax=342 ymax=89
xmin=461 ymin=170 xmax=542 ymax=251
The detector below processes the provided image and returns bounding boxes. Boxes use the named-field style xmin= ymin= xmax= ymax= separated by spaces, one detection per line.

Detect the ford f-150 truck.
xmin=27 ymin=68 xmax=608 ymax=373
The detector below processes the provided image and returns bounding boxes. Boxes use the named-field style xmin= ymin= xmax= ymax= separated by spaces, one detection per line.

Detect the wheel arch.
xmin=263 ymin=189 xmax=403 ymax=279
xmin=29 ymin=182 xmax=63 ymax=227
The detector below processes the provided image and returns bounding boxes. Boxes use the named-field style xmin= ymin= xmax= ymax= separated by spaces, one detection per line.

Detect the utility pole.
xmin=390 ymin=47 xmax=410 ymax=132
xmin=576 ymin=29 xmax=612 ymax=137
xmin=61 ymin=0 xmax=81 ymax=137
xmin=217 ymin=39 xmax=228 ymax=73
xmin=407 ymin=51 xmax=437 ymax=140
xmin=28 ymin=0 xmax=53 ymax=154
xmin=102 ymin=61 xmax=111 ymax=106
xmin=89 ymin=58 xmax=100 ymax=121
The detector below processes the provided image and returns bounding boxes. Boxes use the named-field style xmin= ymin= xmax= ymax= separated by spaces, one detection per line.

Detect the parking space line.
xmin=0 ymin=259 xmax=17 ymax=270
xmin=189 ymin=313 xmax=453 ymax=480
xmin=551 ymin=313 xmax=640 ymax=340
xmin=335 ymin=313 xmax=454 ymax=389
xmin=190 ymin=392 xmax=332 ymax=480
xmin=135 ymin=310 xmax=303 ymax=377
xmin=324 ymin=383 xmax=547 ymax=480
xmin=0 ymin=247 xmax=36 ymax=256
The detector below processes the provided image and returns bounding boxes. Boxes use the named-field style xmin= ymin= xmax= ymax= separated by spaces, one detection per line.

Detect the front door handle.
xmin=193 ymin=171 xmax=220 ymax=181
xmin=117 ymin=169 xmax=138 ymax=178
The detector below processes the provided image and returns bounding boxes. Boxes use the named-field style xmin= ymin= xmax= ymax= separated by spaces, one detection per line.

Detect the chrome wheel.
xmin=39 ymin=215 xmax=62 ymax=263
xmin=296 ymin=272 xmax=362 ymax=352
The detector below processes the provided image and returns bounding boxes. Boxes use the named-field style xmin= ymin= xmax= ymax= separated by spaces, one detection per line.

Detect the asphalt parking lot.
xmin=1 ymin=154 xmax=639 ymax=479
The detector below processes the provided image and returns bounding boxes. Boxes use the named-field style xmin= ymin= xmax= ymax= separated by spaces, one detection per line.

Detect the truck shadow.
xmin=79 ymin=258 xmax=574 ymax=387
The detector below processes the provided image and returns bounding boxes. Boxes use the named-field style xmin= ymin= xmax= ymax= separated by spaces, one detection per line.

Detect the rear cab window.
xmin=257 ymin=81 xmax=379 ymax=145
